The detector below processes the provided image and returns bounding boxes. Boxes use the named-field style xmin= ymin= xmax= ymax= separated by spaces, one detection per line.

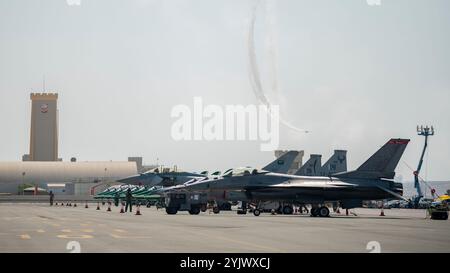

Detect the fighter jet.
xmin=166 ymin=138 xmax=409 ymax=217
xmin=117 ymin=168 xmax=208 ymax=187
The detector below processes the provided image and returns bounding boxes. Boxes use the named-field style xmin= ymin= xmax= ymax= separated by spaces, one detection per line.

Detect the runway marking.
xmin=81 ymin=229 xmax=94 ymax=233
xmin=57 ymin=234 xmax=93 ymax=239
xmin=19 ymin=234 xmax=31 ymax=240
xmin=36 ymin=229 xmax=45 ymax=233
xmin=109 ymin=233 xmax=152 ymax=239
xmin=114 ymin=229 xmax=127 ymax=233
xmin=51 ymin=224 xmax=61 ymax=227
xmin=61 ymin=229 xmax=72 ymax=233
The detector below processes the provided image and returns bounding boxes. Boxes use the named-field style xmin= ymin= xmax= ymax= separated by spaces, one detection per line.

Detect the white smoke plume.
xmin=247 ymin=0 xmax=309 ymax=134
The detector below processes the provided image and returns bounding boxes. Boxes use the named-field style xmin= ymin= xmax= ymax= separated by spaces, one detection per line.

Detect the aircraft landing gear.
xmin=310 ymin=206 xmax=330 ymax=217
xmin=282 ymin=205 xmax=294 ymax=215
xmin=213 ymin=206 xmax=220 ymax=214
xmin=253 ymin=209 xmax=261 ymax=216
xmin=318 ymin=206 xmax=330 ymax=217
xmin=310 ymin=207 xmax=319 ymax=217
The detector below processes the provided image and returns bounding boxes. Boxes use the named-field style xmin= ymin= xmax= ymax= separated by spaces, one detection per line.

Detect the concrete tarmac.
xmin=0 ymin=203 xmax=448 ymax=253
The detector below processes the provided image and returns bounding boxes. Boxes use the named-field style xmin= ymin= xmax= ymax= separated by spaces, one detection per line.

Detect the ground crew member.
xmin=125 ymin=188 xmax=133 ymax=213
xmin=49 ymin=191 xmax=54 ymax=206
xmin=114 ymin=192 xmax=120 ymax=207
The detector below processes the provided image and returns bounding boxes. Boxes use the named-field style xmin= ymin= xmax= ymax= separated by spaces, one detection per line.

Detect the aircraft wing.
xmin=117 ymin=173 xmax=163 ymax=186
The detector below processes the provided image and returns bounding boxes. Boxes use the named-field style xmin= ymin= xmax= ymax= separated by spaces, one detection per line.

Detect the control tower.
xmin=28 ymin=93 xmax=59 ymax=161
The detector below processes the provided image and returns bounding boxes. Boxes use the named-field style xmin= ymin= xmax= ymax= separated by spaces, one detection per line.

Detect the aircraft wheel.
xmin=318 ymin=206 xmax=330 ymax=217
xmin=213 ymin=207 xmax=220 ymax=214
xmin=165 ymin=207 xmax=178 ymax=215
xmin=200 ymin=204 xmax=207 ymax=212
xmin=310 ymin=208 xmax=319 ymax=217
xmin=253 ymin=209 xmax=261 ymax=217
xmin=282 ymin=205 xmax=294 ymax=215
xmin=220 ymin=202 xmax=232 ymax=211
xmin=189 ymin=206 xmax=201 ymax=215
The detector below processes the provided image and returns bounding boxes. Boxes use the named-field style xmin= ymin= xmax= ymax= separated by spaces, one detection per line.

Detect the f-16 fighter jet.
xmin=167 ymin=139 xmax=409 ymax=217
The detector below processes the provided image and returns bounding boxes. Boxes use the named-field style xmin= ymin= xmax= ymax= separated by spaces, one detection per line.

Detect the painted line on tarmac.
xmin=114 ymin=229 xmax=127 ymax=233
xmin=57 ymin=234 xmax=93 ymax=239
xmin=81 ymin=229 xmax=94 ymax=233
xmin=109 ymin=233 xmax=152 ymax=239
xmin=18 ymin=234 xmax=31 ymax=240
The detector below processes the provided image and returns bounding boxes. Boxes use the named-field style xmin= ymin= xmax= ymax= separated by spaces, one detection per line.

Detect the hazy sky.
xmin=0 ymin=0 xmax=449 ymax=181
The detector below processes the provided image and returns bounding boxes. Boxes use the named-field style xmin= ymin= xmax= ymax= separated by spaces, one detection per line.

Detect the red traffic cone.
xmin=96 ymin=203 xmax=100 ymax=210
xmin=107 ymin=202 xmax=112 ymax=212
xmin=120 ymin=203 xmax=125 ymax=213
xmin=85 ymin=202 xmax=89 ymax=209
xmin=135 ymin=205 xmax=142 ymax=216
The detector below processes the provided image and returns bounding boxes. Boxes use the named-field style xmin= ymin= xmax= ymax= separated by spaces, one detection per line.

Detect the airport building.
xmin=0 ymin=92 xmax=148 ymax=196
xmin=23 ymin=93 xmax=60 ymax=162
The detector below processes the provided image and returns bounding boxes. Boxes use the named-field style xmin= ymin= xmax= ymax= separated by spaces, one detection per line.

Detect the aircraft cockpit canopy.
xmin=222 ymin=167 xmax=268 ymax=177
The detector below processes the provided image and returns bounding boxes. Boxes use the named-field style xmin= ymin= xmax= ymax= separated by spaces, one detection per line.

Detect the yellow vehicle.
xmin=428 ymin=195 xmax=449 ymax=220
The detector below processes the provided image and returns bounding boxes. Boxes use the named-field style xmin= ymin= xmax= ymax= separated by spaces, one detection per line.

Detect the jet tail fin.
xmin=334 ymin=138 xmax=410 ymax=179
xmin=263 ymin=151 xmax=299 ymax=174
xmin=294 ymin=154 xmax=322 ymax=176
xmin=320 ymin=150 xmax=347 ymax=176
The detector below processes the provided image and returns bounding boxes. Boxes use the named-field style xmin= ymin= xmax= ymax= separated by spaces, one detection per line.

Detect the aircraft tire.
xmin=310 ymin=208 xmax=319 ymax=217
xmin=282 ymin=205 xmax=294 ymax=215
xmin=200 ymin=204 xmax=207 ymax=212
xmin=213 ymin=207 xmax=220 ymax=214
xmin=220 ymin=202 xmax=232 ymax=211
xmin=253 ymin=209 xmax=261 ymax=217
xmin=318 ymin=206 xmax=330 ymax=217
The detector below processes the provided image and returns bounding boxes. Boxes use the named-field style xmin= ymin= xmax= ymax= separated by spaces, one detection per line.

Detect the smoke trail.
xmin=247 ymin=0 xmax=309 ymax=134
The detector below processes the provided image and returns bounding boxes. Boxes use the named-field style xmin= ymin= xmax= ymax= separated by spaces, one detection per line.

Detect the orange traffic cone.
xmin=120 ymin=203 xmax=125 ymax=213
xmin=107 ymin=202 xmax=112 ymax=212
xmin=135 ymin=205 xmax=142 ymax=216
xmin=96 ymin=203 xmax=100 ymax=210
